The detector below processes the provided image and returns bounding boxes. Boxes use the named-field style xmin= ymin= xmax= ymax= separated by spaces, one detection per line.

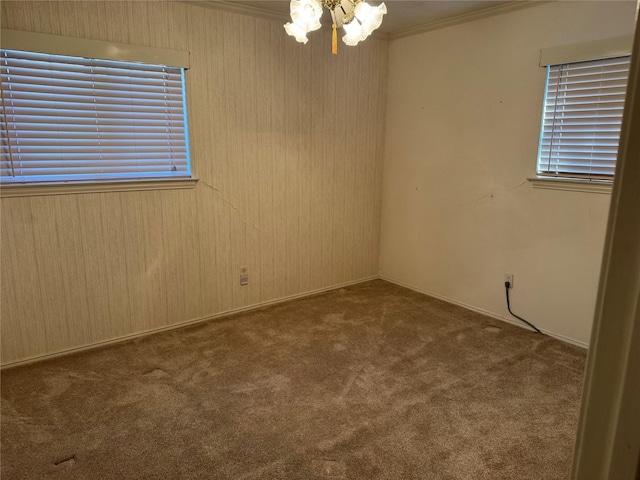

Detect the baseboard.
xmin=379 ymin=275 xmax=589 ymax=349
xmin=3 ymin=274 xmax=587 ymax=369
xmin=1 ymin=276 xmax=378 ymax=370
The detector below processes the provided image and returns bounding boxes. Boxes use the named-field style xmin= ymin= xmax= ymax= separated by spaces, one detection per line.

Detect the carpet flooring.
xmin=1 ymin=280 xmax=586 ymax=479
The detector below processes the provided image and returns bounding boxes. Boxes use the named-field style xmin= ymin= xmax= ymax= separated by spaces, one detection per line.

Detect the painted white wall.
xmin=380 ymin=1 xmax=637 ymax=346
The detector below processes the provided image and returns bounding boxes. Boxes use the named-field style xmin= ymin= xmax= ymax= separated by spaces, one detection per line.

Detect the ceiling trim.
xmin=177 ymin=0 xmax=553 ymax=42
xmin=388 ymin=0 xmax=555 ymax=41
xmin=177 ymin=0 xmax=289 ymax=22
xmin=176 ymin=0 xmax=389 ymax=39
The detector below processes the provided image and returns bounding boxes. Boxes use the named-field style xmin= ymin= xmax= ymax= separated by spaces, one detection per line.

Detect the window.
xmin=537 ymin=55 xmax=630 ymax=182
xmin=0 ymin=50 xmax=191 ymax=187
xmin=0 ymin=29 xmax=193 ymax=195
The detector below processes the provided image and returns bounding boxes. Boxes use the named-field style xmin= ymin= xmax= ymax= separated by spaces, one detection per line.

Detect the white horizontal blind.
xmin=0 ymin=49 xmax=190 ymax=184
xmin=537 ymin=55 xmax=630 ymax=180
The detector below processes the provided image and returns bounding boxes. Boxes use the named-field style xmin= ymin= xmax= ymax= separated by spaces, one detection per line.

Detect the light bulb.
xmin=354 ymin=2 xmax=372 ymax=19
xmin=342 ymin=20 xmax=365 ymax=46
xmin=289 ymin=0 xmax=322 ymax=32
xmin=355 ymin=1 xmax=386 ymax=36
xmin=284 ymin=22 xmax=309 ymax=44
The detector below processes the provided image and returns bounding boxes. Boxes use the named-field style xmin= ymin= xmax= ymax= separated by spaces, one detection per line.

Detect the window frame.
xmin=0 ymin=29 xmax=197 ymax=197
xmin=529 ymin=35 xmax=633 ymax=194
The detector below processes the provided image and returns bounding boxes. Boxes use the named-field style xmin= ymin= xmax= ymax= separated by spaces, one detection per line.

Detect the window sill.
xmin=528 ymin=176 xmax=612 ymax=194
xmin=0 ymin=178 xmax=199 ymax=198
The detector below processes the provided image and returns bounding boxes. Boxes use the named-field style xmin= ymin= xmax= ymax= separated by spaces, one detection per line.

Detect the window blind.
xmin=537 ymin=55 xmax=630 ymax=180
xmin=0 ymin=49 xmax=190 ymax=184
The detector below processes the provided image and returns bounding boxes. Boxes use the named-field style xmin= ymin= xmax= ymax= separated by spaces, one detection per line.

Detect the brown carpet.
xmin=1 ymin=279 xmax=586 ymax=479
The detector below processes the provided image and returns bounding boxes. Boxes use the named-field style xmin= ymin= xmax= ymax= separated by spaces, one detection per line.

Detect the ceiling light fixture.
xmin=284 ymin=0 xmax=387 ymax=55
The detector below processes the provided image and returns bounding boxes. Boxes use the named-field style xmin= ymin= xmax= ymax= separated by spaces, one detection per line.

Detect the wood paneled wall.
xmin=0 ymin=1 xmax=388 ymax=365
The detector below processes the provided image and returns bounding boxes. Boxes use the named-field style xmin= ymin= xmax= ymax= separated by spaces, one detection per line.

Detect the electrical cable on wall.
xmin=505 ymin=281 xmax=542 ymax=334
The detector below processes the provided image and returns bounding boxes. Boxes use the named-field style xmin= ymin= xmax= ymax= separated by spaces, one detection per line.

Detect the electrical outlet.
xmin=505 ymin=274 xmax=514 ymax=288
xmin=240 ymin=266 xmax=249 ymax=286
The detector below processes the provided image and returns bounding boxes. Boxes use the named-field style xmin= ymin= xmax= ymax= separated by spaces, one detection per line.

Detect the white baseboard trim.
xmin=379 ymin=275 xmax=589 ymax=350
xmin=3 ymin=274 xmax=588 ymax=369
xmin=1 ymin=276 xmax=378 ymax=370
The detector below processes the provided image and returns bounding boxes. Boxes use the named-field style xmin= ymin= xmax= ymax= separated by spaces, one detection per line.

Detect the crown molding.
xmin=176 ymin=0 xmax=289 ymax=22
xmin=175 ymin=0 xmax=549 ymax=43
xmin=388 ymin=0 xmax=556 ymax=41
xmin=175 ymin=0 xmax=389 ymax=40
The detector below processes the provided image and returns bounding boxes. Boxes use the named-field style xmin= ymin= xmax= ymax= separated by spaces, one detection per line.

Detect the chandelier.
xmin=284 ymin=0 xmax=387 ymax=55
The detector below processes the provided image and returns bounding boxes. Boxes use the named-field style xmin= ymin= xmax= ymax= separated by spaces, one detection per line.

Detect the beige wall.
xmin=0 ymin=1 xmax=388 ymax=365
xmin=380 ymin=1 xmax=637 ymax=346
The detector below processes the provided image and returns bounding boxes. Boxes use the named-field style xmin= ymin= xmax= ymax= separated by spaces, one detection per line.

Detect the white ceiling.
xmin=216 ymin=0 xmax=522 ymax=36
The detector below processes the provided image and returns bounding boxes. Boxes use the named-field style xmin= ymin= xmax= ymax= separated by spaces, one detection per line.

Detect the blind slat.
xmin=537 ymin=55 xmax=630 ymax=179
xmin=1 ymin=49 xmax=191 ymax=184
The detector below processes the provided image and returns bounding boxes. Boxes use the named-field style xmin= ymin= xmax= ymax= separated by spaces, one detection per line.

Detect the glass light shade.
xmin=284 ymin=0 xmax=386 ymax=51
xmin=354 ymin=2 xmax=372 ymax=20
xmin=289 ymin=0 xmax=322 ymax=32
xmin=284 ymin=22 xmax=309 ymax=44
xmin=355 ymin=2 xmax=386 ymax=36
xmin=342 ymin=20 xmax=366 ymax=46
